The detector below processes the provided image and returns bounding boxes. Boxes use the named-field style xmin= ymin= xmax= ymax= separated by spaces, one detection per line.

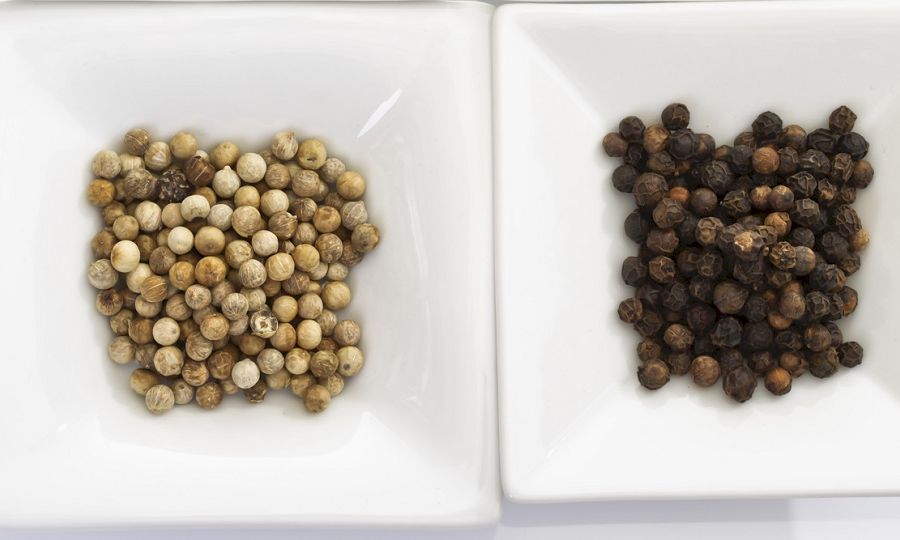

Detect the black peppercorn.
xmin=808 ymin=347 xmax=839 ymax=378
xmin=787 ymin=227 xmax=815 ymax=248
xmin=786 ymin=171 xmax=817 ymax=199
xmin=824 ymin=321 xmax=843 ymax=348
xmin=732 ymin=145 xmax=754 ymax=175
xmin=715 ymin=348 xmax=743 ymax=374
xmin=696 ymin=249 xmax=724 ymax=279
xmin=663 ymin=323 xmax=694 ymax=352
xmin=742 ymin=295 xmax=768 ymax=322
xmin=661 ymin=281 xmax=690 ymax=312
xmin=686 ymin=303 xmax=717 ymax=334
xmin=818 ymin=231 xmax=849 ymax=263
xmin=836 ymin=286 xmax=858 ymax=317
xmin=716 ymin=223 xmax=745 ymax=253
xmin=798 ymin=149 xmax=831 ymax=177
xmin=675 ymin=247 xmax=702 ymax=277
xmin=661 ymin=351 xmax=690 ymax=376
xmin=695 ymin=217 xmax=723 ymax=247
xmin=623 ymin=210 xmax=651 ymax=244
xmin=633 ymin=173 xmax=668 ymax=208
xmin=723 ymin=365 xmax=757 ymax=403
xmin=651 ymin=198 xmax=685 ymax=228
xmin=699 ymin=161 xmax=734 ymax=195
xmin=619 ymin=116 xmax=645 ymax=142
xmin=733 ymin=131 xmax=757 ymax=149
xmin=765 ymin=367 xmax=792 ymax=396
xmin=661 ymin=103 xmax=690 ymax=131
xmin=621 ymin=256 xmax=647 ymax=286
xmin=806 ymin=128 xmax=838 ymax=154
xmin=815 ymin=179 xmax=837 ymax=207
xmin=602 ymin=132 xmax=629 ymax=157
xmin=646 ymin=228 xmax=679 ymax=255
xmin=691 ymin=355 xmax=721 ymax=387
xmin=804 ymin=290 xmax=831 ymax=320
xmin=775 ymin=329 xmax=803 ymax=351
xmin=744 ymin=322 xmax=774 ymax=352
xmin=793 ymin=246 xmax=817 ymax=276
xmin=668 ymin=129 xmax=700 ymax=160
xmin=733 ymin=257 xmax=766 ymax=286
xmin=748 ymin=350 xmax=774 ymax=374
xmin=836 ymin=186 xmax=857 ymax=205
xmin=836 ymin=132 xmax=869 ymax=160
xmin=695 ymin=133 xmax=716 ymax=161
xmin=766 ymin=268 xmax=793 ymax=289
xmin=809 ymin=263 xmax=845 ymax=293
xmin=850 ymin=160 xmax=874 ymax=189
xmin=689 ymin=188 xmax=718 ymax=216
xmin=634 ymin=310 xmax=663 ymax=337
xmin=689 ymin=276 xmax=715 ymax=303
xmin=712 ymin=281 xmax=748 ymax=314
xmin=617 ymin=298 xmax=644 ymax=324
xmin=157 ymin=168 xmax=191 ymax=204
xmin=829 ymin=105 xmax=857 ymax=134
xmin=710 ymin=316 xmax=742 ymax=348
xmin=637 ymin=339 xmax=663 ymax=362
xmin=752 ymin=111 xmax=783 ymax=143
xmin=831 ymin=205 xmax=862 ymax=238
xmin=777 ymin=147 xmax=799 ymax=176
xmin=779 ymin=124 xmax=807 ymax=150
xmin=722 ymin=190 xmax=752 ymax=217
xmin=731 ymin=230 xmax=765 ymax=261
xmin=830 ymin=153 xmax=853 ymax=184
xmin=624 ymin=144 xmax=646 ymax=167
xmin=838 ymin=341 xmax=863 ymax=368
xmin=790 ymin=199 xmax=821 ymax=228
xmin=826 ymin=293 xmax=845 ymax=321
xmin=647 ymin=152 xmax=677 ymax=176
xmin=648 ymin=255 xmax=676 ymax=284
xmin=766 ymin=241 xmax=794 ymax=271
xmin=637 ymin=359 xmax=670 ymax=390
xmin=611 ymin=164 xmax=639 ymax=193
xmin=836 ymin=252 xmax=861 ymax=275
xmin=692 ymin=335 xmax=715 ymax=356
xmin=635 ymin=282 xmax=662 ymax=309
xmin=804 ymin=323 xmax=832 ymax=352
xmin=779 ymin=351 xmax=807 ymax=377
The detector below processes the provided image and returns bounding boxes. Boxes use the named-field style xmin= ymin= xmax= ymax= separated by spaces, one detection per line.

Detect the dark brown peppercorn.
xmin=818 ymin=231 xmax=849 ymax=261
xmin=637 ymin=339 xmax=663 ymax=362
xmin=710 ymin=317 xmax=742 ymax=348
xmin=777 ymin=147 xmax=799 ymax=176
xmin=661 ymin=103 xmax=690 ymax=131
xmin=831 ymin=205 xmax=862 ymax=238
xmin=624 ymin=210 xmax=650 ymax=244
xmin=184 ymin=155 xmax=215 ymax=188
xmin=744 ymin=323 xmax=774 ymax=353
xmin=723 ymin=365 xmax=757 ymax=403
xmin=666 ymin=351 xmax=692 ymax=376
xmin=805 ymin=291 xmax=831 ymax=320
xmin=765 ymin=367 xmax=792 ymax=396
xmin=850 ymin=160 xmax=874 ymax=189
xmin=752 ymin=147 xmax=780 ymax=174
xmin=779 ymin=124 xmax=807 ymax=150
xmin=646 ymin=152 xmax=676 ymax=176
xmin=790 ymin=199 xmax=820 ymax=228
xmin=731 ymin=230 xmax=764 ymax=261
xmin=788 ymin=227 xmax=815 ymax=248
xmin=836 ymin=286 xmax=858 ymax=317
xmin=786 ymin=171 xmax=817 ymax=199
xmin=689 ymin=276 xmax=714 ymax=303
xmin=695 ymin=217 xmax=723 ymax=247
xmin=838 ymin=341 xmax=863 ymax=368
xmin=651 ymin=198 xmax=685 ymax=228
xmin=804 ymin=324 xmax=832 ymax=352
xmin=669 ymin=129 xmax=700 ymax=160
xmin=712 ymin=281 xmax=748 ymax=314
xmin=836 ymin=132 xmax=869 ymax=160
xmin=742 ymin=295 xmax=768 ymax=322
xmin=721 ymin=190 xmax=751 ymax=217
xmin=768 ymin=242 xmax=796 ymax=270
xmin=829 ymin=106 xmax=857 ymax=134
xmin=686 ymin=303 xmax=717 ymax=334
xmin=661 ymin=281 xmax=690 ymax=312
xmin=687 ymin=189 xmax=716 ymax=219
xmin=623 ymin=144 xmax=645 ymax=167
xmin=617 ymin=298 xmax=643 ymax=324
xmin=157 ymin=168 xmax=191 ymax=204
xmin=836 ymin=186 xmax=857 ymax=205
xmin=779 ymin=291 xmax=806 ymax=320
xmin=748 ymin=351 xmax=774 ymax=374
xmin=645 ymin=228 xmax=679 ymax=255
xmin=675 ymin=248 xmax=701 ymax=277
xmin=648 ymin=256 xmax=676 ymax=284
xmin=633 ymin=173 xmax=668 ymax=208
xmin=695 ymin=133 xmax=716 ymax=160
xmin=602 ymin=132 xmax=628 ymax=157
xmin=676 ymin=211 xmax=699 ymax=245
xmin=830 ymin=153 xmax=853 ymax=184
xmin=621 ymin=256 xmax=647 ymax=286
xmin=793 ymin=246 xmax=817 ymax=275
xmin=798 ymin=149 xmax=830 ymax=177
xmin=806 ymin=128 xmax=838 ymax=154
xmin=619 ymin=116 xmax=645 ymax=142
xmin=815 ymin=179 xmax=836 ymax=207
xmin=824 ymin=321 xmax=843 ymax=348
xmin=750 ymin=185 xmax=772 ymax=211
xmin=696 ymin=249 xmax=723 ymax=279
xmin=779 ymin=351 xmax=807 ymax=377
xmin=699 ymin=160 xmax=734 ymax=194
xmin=690 ymin=355 xmax=720 ymax=387
xmin=808 ymin=348 xmax=839 ymax=378
xmin=775 ymin=329 xmax=803 ymax=351
xmin=642 ymin=124 xmax=670 ymax=153
xmin=764 ymin=212 xmax=791 ymax=238
xmin=637 ymin=359 xmax=670 ymax=390
xmin=635 ymin=283 xmax=662 ymax=309
xmin=768 ymin=185 xmax=794 ymax=212
xmin=634 ymin=310 xmax=663 ymax=337
xmin=611 ymin=164 xmax=639 ymax=193
xmin=243 ymin=379 xmax=268 ymax=403
xmin=663 ymin=323 xmax=694 ymax=352
xmin=809 ymin=263 xmax=845 ymax=293
xmin=752 ymin=111 xmax=782 ymax=142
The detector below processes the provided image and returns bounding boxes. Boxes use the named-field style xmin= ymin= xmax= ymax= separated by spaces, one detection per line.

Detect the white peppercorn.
xmin=207 ymin=204 xmax=233 ymax=231
xmin=318 ymin=373 xmax=344 ymax=396
xmin=124 ymin=128 xmax=151 ymax=156
xmin=181 ymin=360 xmax=210 ymax=387
xmin=261 ymin=277 xmax=282 ymax=297
xmin=139 ymin=275 xmax=168 ymax=303
xmin=240 ymin=287 xmax=267 ymax=312
xmin=304 ymin=384 xmax=331 ymax=413
xmin=326 ymin=262 xmax=349 ymax=282
xmin=260 ymin=189 xmax=289 ymax=216
xmin=285 ymin=348 xmax=310 ymax=375
xmin=185 ymin=332 xmax=213 ymax=361
xmin=265 ymin=369 xmax=292 ymax=390
xmin=119 ymin=153 xmax=144 ymax=174
xmin=269 ymin=324 xmax=296 ymax=353
xmin=111 ymin=217 xmax=139 ymax=242
xmin=125 ymin=263 xmax=152 ymax=293
xmin=134 ymin=201 xmax=162 ymax=232
xmin=134 ymin=296 xmax=162 ymax=318
xmin=191 ymin=305 xmax=216 ymax=325
xmin=145 ymin=384 xmax=175 ymax=414
xmin=291 ymin=169 xmax=320 ymax=197
xmin=210 ymin=166 xmax=240 ymax=199
xmin=289 ymin=373 xmax=316 ymax=398
xmin=184 ymin=284 xmax=212 ymax=310
xmin=88 ymin=259 xmax=119 ymax=289
xmin=110 ymin=240 xmax=141 ymax=273
xmin=108 ymin=336 xmax=136 ymax=365
xmin=296 ymin=319 xmax=323 ymax=350
xmin=96 ymin=289 xmax=124 ymax=316
xmin=144 ymin=141 xmax=172 ymax=171
xmin=196 ymin=381 xmax=223 ymax=408
xmin=336 ymin=171 xmax=366 ymax=200
xmin=319 ymin=157 xmax=346 ymax=184
xmin=265 ymin=163 xmax=291 ymax=190
xmin=180 ymin=194 xmax=211 ymax=222
xmin=160 ymin=203 xmax=185 ymax=228
xmin=194 ymin=226 xmax=225 ymax=255
xmin=219 ymin=379 xmax=238 ymax=395
xmin=315 ymin=233 xmax=343 ymax=264
xmin=294 ymin=198 xmax=318 ymax=222
xmin=351 ymin=223 xmax=380 ymax=253
xmin=265 ymin=253 xmax=295 ymax=281
xmin=272 ymin=131 xmax=299 ymax=160
xmin=109 ymin=309 xmax=134 ymax=336
xmin=221 ymin=292 xmax=250 ymax=320
xmin=251 ymin=230 xmax=279 ymax=257
xmin=123 ymin=169 xmax=157 ymax=200
xmin=129 ymin=368 xmax=160 ymax=395
xmin=150 ymin=317 xmax=180 ymax=346
xmin=195 ymin=256 xmax=228 ymax=287
xmin=313 ymin=206 xmax=341 ymax=233
xmin=229 ymin=315 xmax=250 ymax=336
xmin=334 ymin=320 xmax=361 ymax=346
xmin=337 ymin=346 xmax=365 ymax=376
xmin=102 ymin=202 xmax=126 ymax=227
xmin=295 ymin=222 xmax=318 ymax=245
xmin=168 ymin=260 xmax=195 ymax=291
xmin=134 ymin=343 xmax=157 ymax=369
xmin=210 ymin=281 xmax=236 ymax=307
xmin=232 ymin=206 xmax=264 ymax=237
xmin=297 ymin=139 xmax=327 ymax=170
xmin=92 ymin=149 xmax=122 ymax=179
xmin=239 ymin=259 xmax=267 ymax=288
xmin=170 ymin=132 xmax=198 ymax=160
xmin=234 ymin=185 xmax=260 ymax=208
xmin=257 ymin=348 xmax=285 ymax=375
xmin=200 ymin=313 xmax=229 ymax=341
xmin=340 ymin=201 xmax=368 ymax=230
xmin=224 ymin=240 xmax=253 ymax=269
xmin=232 ymin=358 xmax=261 ymax=389
xmin=272 ymin=295 xmax=298 ymax=322
xmin=210 ymin=141 xmax=240 ymax=169
xmin=172 ymin=378 xmax=195 ymax=405
xmin=249 ymin=309 xmax=278 ymax=338
xmin=267 ymin=211 xmax=298 ymax=240
xmin=151 ymin=345 xmax=183 ymax=376
xmin=297 ymin=293 xmax=322 ymax=320
xmin=236 ymin=153 xmax=267 ymax=183
xmin=322 ymin=281 xmax=351 ymax=310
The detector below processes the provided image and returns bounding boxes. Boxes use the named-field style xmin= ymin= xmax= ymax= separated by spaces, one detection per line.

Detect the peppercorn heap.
xmin=606 ymin=104 xmax=870 ymax=403
xmin=87 ymin=129 xmax=379 ymax=415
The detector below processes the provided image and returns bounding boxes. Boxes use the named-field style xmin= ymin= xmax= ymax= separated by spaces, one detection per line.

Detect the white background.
xmin=4 ymin=497 xmax=900 ymax=538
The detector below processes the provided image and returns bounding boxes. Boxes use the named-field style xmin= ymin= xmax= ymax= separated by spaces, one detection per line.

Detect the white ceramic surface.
xmin=495 ymin=0 xmax=900 ymax=501
xmin=0 ymin=1 xmax=497 ymax=526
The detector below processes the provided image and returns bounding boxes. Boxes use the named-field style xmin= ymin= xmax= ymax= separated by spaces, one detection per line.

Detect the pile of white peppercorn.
xmin=86 ymin=128 xmax=380 ymax=415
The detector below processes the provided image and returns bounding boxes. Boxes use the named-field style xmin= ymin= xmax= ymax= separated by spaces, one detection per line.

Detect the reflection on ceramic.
xmin=495 ymin=0 xmax=899 ymax=502
xmin=0 ymin=1 xmax=497 ymax=526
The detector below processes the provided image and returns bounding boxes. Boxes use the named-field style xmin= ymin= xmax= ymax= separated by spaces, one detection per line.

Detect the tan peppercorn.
xmin=339 ymin=201 xmax=368 ymax=231
xmin=285 ymin=348 xmax=310 ymax=375
xmin=210 ymin=141 xmax=240 ymax=169
xmin=231 ymin=358 xmax=261 ymax=389
xmin=270 ymin=131 xmax=298 ymax=160
xmin=91 ymin=149 xmax=122 ymax=179
xmin=220 ymin=292 xmax=249 ymax=321
xmin=134 ymin=343 xmax=157 ymax=369
xmin=318 ymin=373 xmax=344 ymax=396
xmin=224 ymin=240 xmax=253 ymax=269
xmin=124 ymin=128 xmax=151 ymax=156
xmin=102 ymin=201 xmax=126 ymax=226
xmin=288 ymin=373 xmax=315 ymax=397
xmin=125 ymin=263 xmax=152 ymax=293
xmin=249 ymin=309 xmax=279 ymax=339
xmin=92 ymin=229 xmax=117 ymax=259
xmin=185 ymin=332 xmax=213 ymax=361
xmin=134 ymin=201 xmax=163 ymax=232
xmin=336 ymin=171 xmax=366 ymax=200
xmin=170 ymin=132 xmax=198 ymax=160
xmin=110 ymin=240 xmax=141 ymax=273
xmin=195 ymin=381 xmax=223 ymax=409
xmin=296 ymin=319 xmax=323 ymax=350
xmin=172 ymin=378 xmax=195 ymax=405
xmin=315 ymin=233 xmax=343 ymax=263
xmin=267 ymin=211 xmax=298 ymax=240
xmin=144 ymin=141 xmax=172 ymax=171
xmin=265 ymin=253 xmax=295 ymax=282
xmin=260 ymin=189 xmax=289 ymax=216
xmin=110 ymin=310 xmax=134 ymax=336
xmin=322 ymin=281 xmax=352 ymax=310
xmin=123 ymin=169 xmax=157 ymax=200
xmin=153 ymin=346 xmax=184 ymax=377
xmin=313 ymin=206 xmax=342 ymax=233
xmin=232 ymin=206 xmax=264 ymax=238
xmin=108 ymin=336 xmax=136 ymax=365
xmin=230 ymin=316 xmax=250 ymax=337
xmin=128 ymin=317 xmax=154 ymax=345
xmin=129 ymin=368 xmax=160 ymax=396
xmin=304 ymin=384 xmax=331 ymax=413
xmin=295 ymin=222 xmax=319 ymax=245
xmin=297 ymin=138 xmax=327 ymax=169
xmin=179 ymin=319 xmax=200 ymax=339
xmin=193 ymin=226 xmax=226 ymax=256
xmin=262 ymin=369 xmax=291 ymax=390
xmin=264 ymin=163 xmax=291 ymax=191
xmin=351 ymin=223 xmax=379 ymax=253
xmin=271 ymin=295 xmax=299 ymax=323
xmin=269 ymin=324 xmax=297 ymax=352
xmin=241 ymin=287 xmax=268 ymax=311
xmin=316 ymin=310 xmax=337 ymax=336
xmin=152 ymin=317 xmax=181 ymax=346
xmin=255 ymin=349 xmax=284 ymax=375
xmin=181 ymin=360 xmax=210 ymax=387
xmin=291 ymin=169 xmax=321 ymax=198
xmin=96 ymin=289 xmax=124 ymax=317
xmin=88 ymin=259 xmax=118 ymax=290
xmin=197 ymin=313 xmax=227 ymax=341
xmin=208 ymin=349 xmax=236 ymax=380
xmin=849 ymin=229 xmax=870 ymax=252
xmin=334 ymin=320 xmax=361 ymax=346
xmin=166 ymin=261 xmax=194 ymax=291
xmin=139 ymin=275 xmax=168 ymax=303
xmin=309 ymin=350 xmax=338 ymax=378
xmin=134 ymin=234 xmax=156 ymax=262
xmin=243 ymin=379 xmax=268 ymax=403
xmin=145 ymin=384 xmax=175 ymax=415
xmin=765 ymin=367 xmax=792 ymax=395
xmin=134 ymin=296 xmax=162 ymax=318
xmin=337 ymin=346 xmax=365 ymax=377
xmin=297 ymin=293 xmax=322 ymax=320
xmin=87 ymin=179 xmax=117 ymax=207
xmin=195 ymin=256 xmax=227 ymax=287
xmin=237 ymin=334 xmax=266 ymax=356
xmin=752 ymin=147 xmax=780 ymax=174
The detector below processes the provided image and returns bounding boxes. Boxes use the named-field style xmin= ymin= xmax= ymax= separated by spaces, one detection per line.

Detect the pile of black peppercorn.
xmin=605 ymin=104 xmax=870 ymax=403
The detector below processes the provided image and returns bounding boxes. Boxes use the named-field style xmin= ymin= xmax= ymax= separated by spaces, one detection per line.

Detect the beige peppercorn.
xmin=249 ymin=309 xmax=279 ymax=338
xmin=220 ymin=379 xmax=239 ymax=395
xmin=200 ymin=313 xmax=229 ymax=341
xmin=351 ymin=223 xmax=379 ymax=253
xmin=251 ymin=230 xmax=279 ymax=257
xmin=129 ymin=368 xmax=160 ymax=396
xmin=269 ymin=324 xmax=297 ymax=352
xmin=92 ymin=229 xmax=117 ymax=259
xmin=181 ymin=194 xmax=211 ymax=222
xmin=96 ymin=289 xmax=124 ymax=317
xmin=208 ymin=349 xmax=236 ymax=380
xmin=257 ymin=348 xmax=285 ymax=375
xmin=313 ymin=206 xmax=342 ymax=233
xmin=234 ymin=185 xmax=261 ymax=208
xmin=315 ymin=233 xmax=343 ymax=263
xmin=124 ymin=128 xmax=151 ymax=156
xmin=291 ymin=169 xmax=320 ymax=197
xmin=224 ymin=240 xmax=254 ymax=269
xmin=108 ymin=336 xmax=136 ymax=365
xmin=308 ymin=263 xmax=328 ymax=282
xmin=144 ymin=141 xmax=172 ymax=171
xmin=185 ymin=332 xmax=213 ymax=361
xmin=102 ymin=201 xmax=126 ymax=226
xmin=232 ymin=206 xmax=264 ymax=238
xmin=304 ymin=384 xmax=331 ymax=413
xmin=285 ymin=348 xmax=310 ymax=375
xmin=272 ymin=131 xmax=299 ymax=160
xmin=152 ymin=317 xmax=181 ymax=346
xmin=210 ymin=141 xmax=240 ymax=169
xmin=207 ymin=204 xmax=234 ymax=232
xmin=265 ymin=369 xmax=292 ymax=390
xmin=166 ymin=261 xmax=194 ymax=291
xmin=110 ymin=309 xmax=134 ymax=336
xmin=125 ymin=263 xmax=153 ymax=294
xmin=235 ymin=153 xmax=266 ymax=184
xmin=134 ymin=296 xmax=162 ymax=318
xmin=241 ymin=287 xmax=268 ymax=311
xmin=195 ymin=381 xmax=223 ymax=409
xmin=290 ymin=244 xmax=319 ymax=273
xmin=267 ymin=211 xmax=299 ymax=241
xmin=322 ymin=192 xmax=346 ymax=211
xmin=289 ymin=372 xmax=316 ymax=398
xmin=139 ymin=275 xmax=168 ymax=303
xmin=232 ymin=358 xmax=261 ymax=389
xmin=152 ymin=345 xmax=183 ymax=376
xmin=322 ymin=281 xmax=351 ymax=310
xmin=211 ymin=281 xmax=236 ymax=307
xmin=134 ymin=343 xmax=158 ymax=369
xmin=134 ymin=201 xmax=163 ymax=232
xmin=319 ymin=157 xmax=346 ymax=184
xmin=195 ymin=256 xmax=228 ymax=287
xmin=88 ymin=259 xmax=119 ymax=290
xmin=336 ymin=171 xmax=366 ymax=200
xmin=212 ymin=166 xmax=241 ymax=199
xmin=309 ymin=350 xmax=338 ymax=378
xmin=272 ymin=296 xmax=299 ymax=322
xmin=297 ymin=139 xmax=327 ymax=170
xmin=167 ymin=226 xmax=194 ymax=255
xmin=296 ymin=319 xmax=323 ymax=350
xmin=261 ymin=277 xmax=282 ymax=297
xmin=92 ymin=149 xmax=122 ymax=179
xmin=184 ymin=284 xmax=211 ymax=310
xmin=337 ymin=346 xmax=365 ymax=377
xmin=334 ymin=320 xmax=361 ymax=346
xmin=194 ymin=226 xmax=226 ymax=255
xmin=339 ymin=201 xmax=368 ymax=230
xmin=316 ymin=309 xmax=337 ymax=336
xmin=181 ymin=360 xmax=210 ymax=387
xmin=260 ymin=189 xmax=289 ymax=216
xmin=295 ymin=222 xmax=319 ymax=245
xmin=237 ymin=334 xmax=266 ymax=357
xmin=221 ymin=292 xmax=250 ymax=320
xmin=319 ymin=337 xmax=338 ymax=352
xmin=170 ymin=132 xmax=199 ymax=160
xmin=318 ymin=373 xmax=344 ymax=396
xmin=296 ymin=293 xmax=322 ymax=320
xmin=239 ymin=259 xmax=267 ymax=289
xmin=145 ymin=384 xmax=175 ymax=414
xmin=171 ymin=378 xmax=194 ymax=405
xmin=148 ymin=246 xmax=177 ymax=275
xmin=265 ymin=253 xmax=295 ymax=281
xmin=265 ymin=163 xmax=292 ymax=190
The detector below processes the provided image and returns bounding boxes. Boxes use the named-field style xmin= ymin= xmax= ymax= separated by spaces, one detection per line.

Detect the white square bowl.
xmin=495 ymin=0 xmax=900 ymax=501
xmin=0 ymin=1 xmax=497 ymax=526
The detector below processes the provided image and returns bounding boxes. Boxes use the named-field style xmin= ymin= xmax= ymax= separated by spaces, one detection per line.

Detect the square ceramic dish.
xmin=0 ymin=1 xmax=497 ymax=526
xmin=495 ymin=0 xmax=900 ymax=501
